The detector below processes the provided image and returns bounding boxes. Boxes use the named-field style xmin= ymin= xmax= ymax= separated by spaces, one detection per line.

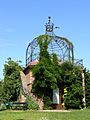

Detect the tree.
xmin=60 ymin=62 xmax=83 ymax=109
xmin=0 ymin=80 xmax=4 ymax=102
xmin=3 ymin=58 xmax=23 ymax=102
xmin=85 ymin=69 xmax=90 ymax=107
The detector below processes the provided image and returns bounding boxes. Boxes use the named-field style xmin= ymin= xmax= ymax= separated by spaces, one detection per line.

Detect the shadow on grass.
xmin=16 ymin=119 xmax=24 ymax=120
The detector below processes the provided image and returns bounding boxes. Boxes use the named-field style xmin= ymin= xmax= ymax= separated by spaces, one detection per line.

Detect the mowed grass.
xmin=0 ymin=109 xmax=90 ymax=120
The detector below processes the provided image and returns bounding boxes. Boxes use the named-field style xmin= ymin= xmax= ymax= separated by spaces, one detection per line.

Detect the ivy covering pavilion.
xmin=20 ymin=17 xmax=85 ymax=110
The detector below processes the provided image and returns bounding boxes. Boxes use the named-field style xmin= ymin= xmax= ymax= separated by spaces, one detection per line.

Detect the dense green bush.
xmin=85 ymin=70 xmax=90 ymax=107
xmin=43 ymin=96 xmax=52 ymax=110
xmin=26 ymin=96 xmax=39 ymax=110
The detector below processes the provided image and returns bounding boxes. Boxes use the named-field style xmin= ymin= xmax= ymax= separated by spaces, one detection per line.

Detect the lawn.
xmin=0 ymin=109 xmax=90 ymax=120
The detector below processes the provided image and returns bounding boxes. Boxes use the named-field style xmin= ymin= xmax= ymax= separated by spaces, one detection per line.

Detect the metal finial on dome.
xmin=48 ymin=16 xmax=51 ymax=24
xmin=45 ymin=16 xmax=54 ymax=33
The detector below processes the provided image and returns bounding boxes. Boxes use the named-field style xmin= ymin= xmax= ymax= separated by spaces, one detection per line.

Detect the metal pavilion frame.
xmin=26 ymin=17 xmax=74 ymax=66
xmin=24 ymin=17 xmax=86 ymax=109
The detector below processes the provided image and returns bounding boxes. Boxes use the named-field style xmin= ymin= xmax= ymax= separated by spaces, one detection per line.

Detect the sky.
xmin=0 ymin=0 xmax=90 ymax=79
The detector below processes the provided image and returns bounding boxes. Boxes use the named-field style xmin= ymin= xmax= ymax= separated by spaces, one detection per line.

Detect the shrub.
xmin=26 ymin=96 xmax=39 ymax=110
xmin=43 ymin=96 xmax=52 ymax=110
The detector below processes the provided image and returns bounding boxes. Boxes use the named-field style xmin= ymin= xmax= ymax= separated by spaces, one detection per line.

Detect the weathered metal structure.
xmin=23 ymin=17 xmax=75 ymax=109
xmin=26 ymin=17 xmax=74 ymax=66
xmin=20 ymin=17 xmax=85 ymax=109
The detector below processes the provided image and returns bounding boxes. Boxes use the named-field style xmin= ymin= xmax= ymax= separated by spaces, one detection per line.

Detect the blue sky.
xmin=0 ymin=0 xmax=90 ymax=79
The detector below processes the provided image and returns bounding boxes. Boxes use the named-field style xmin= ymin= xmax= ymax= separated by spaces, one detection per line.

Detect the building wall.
xmin=22 ymin=61 xmax=63 ymax=110
xmin=24 ymin=66 xmax=34 ymax=92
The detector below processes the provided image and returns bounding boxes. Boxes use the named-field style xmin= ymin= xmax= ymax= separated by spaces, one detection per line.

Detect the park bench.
xmin=12 ymin=102 xmax=27 ymax=110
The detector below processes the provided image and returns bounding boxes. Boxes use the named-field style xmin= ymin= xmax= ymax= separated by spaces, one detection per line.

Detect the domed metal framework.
xmin=26 ymin=17 xmax=74 ymax=66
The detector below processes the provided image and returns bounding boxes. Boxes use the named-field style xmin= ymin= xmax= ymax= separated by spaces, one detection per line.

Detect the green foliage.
xmin=32 ymin=35 xmax=58 ymax=95
xmin=64 ymin=84 xmax=83 ymax=109
xmin=43 ymin=96 xmax=52 ymax=110
xmin=3 ymin=58 xmax=23 ymax=102
xmin=85 ymin=69 xmax=90 ymax=107
xmin=32 ymin=34 xmax=84 ymax=109
xmin=25 ymin=96 xmax=39 ymax=110
xmin=32 ymin=35 xmax=58 ymax=108
xmin=0 ymin=80 xmax=4 ymax=102
xmin=38 ymin=35 xmax=52 ymax=61
xmin=60 ymin=62 xmax=83 ymax=109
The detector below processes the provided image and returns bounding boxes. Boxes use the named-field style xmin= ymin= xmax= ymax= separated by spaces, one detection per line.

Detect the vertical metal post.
xmin=81 ymin=69 xmax=86 ymax=108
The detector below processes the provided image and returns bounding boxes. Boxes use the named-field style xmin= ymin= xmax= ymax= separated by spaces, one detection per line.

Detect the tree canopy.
xmin=2 ymin=58 xmax=23 ymax=102
xmin=85 ymin=69 xmax=90 ymax=107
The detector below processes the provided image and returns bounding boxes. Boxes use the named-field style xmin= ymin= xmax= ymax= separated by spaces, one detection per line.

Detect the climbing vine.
xmin=32 ymin=34 xmax=88 ymax=109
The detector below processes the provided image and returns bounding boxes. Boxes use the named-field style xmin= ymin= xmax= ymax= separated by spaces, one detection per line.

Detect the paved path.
xmin=38 ymin=110 xmax=70 ymax=112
